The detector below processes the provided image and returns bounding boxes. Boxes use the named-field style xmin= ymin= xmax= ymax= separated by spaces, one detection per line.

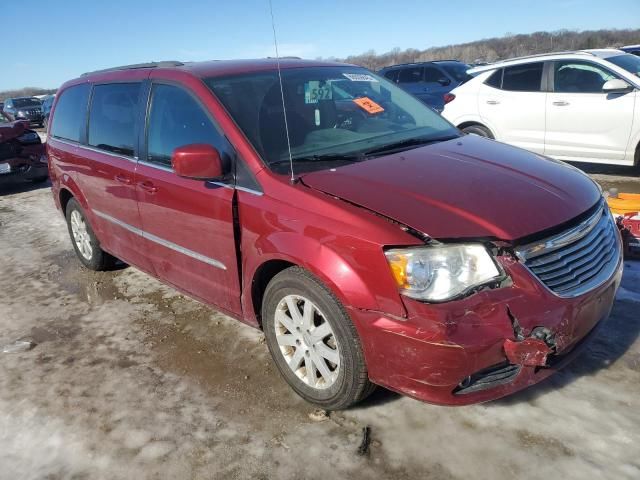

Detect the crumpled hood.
xmin=0 ymin=121 xmax=28 ymax=143
xmin=302 ymin=135 xmax=601 ymax=241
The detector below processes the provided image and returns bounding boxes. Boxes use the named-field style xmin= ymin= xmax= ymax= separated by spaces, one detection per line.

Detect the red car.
xmin=0 ymin=111 xmax=48 ymax=186
xmin=47 ymin=59 xmax=623 ymax=409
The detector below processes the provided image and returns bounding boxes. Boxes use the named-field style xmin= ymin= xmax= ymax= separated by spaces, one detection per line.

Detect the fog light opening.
xmin=458 ymin=376 xmax=472 ymax=389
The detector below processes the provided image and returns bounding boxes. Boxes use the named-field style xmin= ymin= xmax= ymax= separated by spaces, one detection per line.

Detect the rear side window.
xmin=398 ymin=67 xmax=423 ymax=83
xmin=485 ymin=69 xmax=503 ymax=89
xmin=146 ymin=84 xmax=224 ymax=168
xmin=88 ymin=83 xmax=141 ymax=157
xmin=51 ymin=84 xmax=90 ymax=142
xmin=502 ymin=63 xmax=544 ymax=92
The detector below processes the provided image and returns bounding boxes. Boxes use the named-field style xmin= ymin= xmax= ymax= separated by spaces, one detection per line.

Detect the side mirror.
xmin=602 ymin=79 xmax=633 ymax=94
xmin=172 ymin=144 xmax=226 ymax=180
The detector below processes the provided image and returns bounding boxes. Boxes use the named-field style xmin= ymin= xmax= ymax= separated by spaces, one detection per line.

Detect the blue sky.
xmin=4 ymin=0 xmax=639 ymax=90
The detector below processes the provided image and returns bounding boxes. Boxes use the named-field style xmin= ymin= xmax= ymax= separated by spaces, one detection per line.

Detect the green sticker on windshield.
xmin=304 ymin=81 xmax=332 ymax=104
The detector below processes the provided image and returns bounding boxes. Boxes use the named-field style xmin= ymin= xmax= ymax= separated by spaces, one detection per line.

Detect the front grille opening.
xmin=519 ymin=205 xmax=620 ymax=297
xmin=453 ymin=362 xmax=522 ymax=395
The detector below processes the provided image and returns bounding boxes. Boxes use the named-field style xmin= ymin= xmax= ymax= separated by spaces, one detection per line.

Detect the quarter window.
xmin=146 ymin=84 xmax=225 ymax=168
xmin=50 ymin=84 xmax=90 ymax=142
xmin=554 ymin=61 xmax=617 ymax=93
xmin=502 ymin=62 xmax=544 ymax=92
xmin=398 ymin=67 xmax=423 ymax=84
xmin=485 ymin=69 xmax=503 ymax=89
xmin=88 ymin=83 xmax=141 ymax=157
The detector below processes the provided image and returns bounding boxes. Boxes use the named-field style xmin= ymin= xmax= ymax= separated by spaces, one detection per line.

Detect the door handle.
xmin=115 ymin=174 xmax=132 ymax=185
xmin=552 ymin=101 xmax=569 ymax=106
xmin=486 ymin=100 xmax=500 ymax=105
xmin=138 ymin=181 xmax=158 ymax=194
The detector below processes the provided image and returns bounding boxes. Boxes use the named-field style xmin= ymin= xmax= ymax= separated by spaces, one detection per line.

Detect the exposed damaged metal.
xmin=504 ymin=308 xmax=557 ymax=367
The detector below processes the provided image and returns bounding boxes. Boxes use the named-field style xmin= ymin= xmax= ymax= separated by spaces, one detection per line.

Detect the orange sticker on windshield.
xmin=353 ymin=97 xmax=384 ymax=114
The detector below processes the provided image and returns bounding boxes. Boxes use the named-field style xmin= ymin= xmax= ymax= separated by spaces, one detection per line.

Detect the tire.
xmin=262 ymin=267 xmax=375 ymax=410
xmin=461 ymin=124 xmax=494 ymax=139
xmin=65 ymin=198 xmax=117 ymax=271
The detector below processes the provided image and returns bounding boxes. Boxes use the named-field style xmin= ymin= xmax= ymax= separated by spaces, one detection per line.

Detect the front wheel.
xmin=65 ymin=198 xmax=117 ymax=271
xmin=262 ymin=267 xmax=375 ymax=410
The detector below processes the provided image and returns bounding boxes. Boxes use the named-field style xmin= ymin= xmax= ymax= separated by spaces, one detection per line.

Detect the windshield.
xmin=606 ymin=54 xmax=640 ymax=77
xmin=437 ymin=62 xmax=472 ymax=83
xmin=14 ymin=98 xmax=41 ymax=108
xmin=206 ymin=66 xmax=458 ymax=173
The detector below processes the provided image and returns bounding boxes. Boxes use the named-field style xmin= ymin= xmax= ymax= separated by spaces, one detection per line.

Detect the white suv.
xmin=442 ymin=50 xmax=640 ymax=166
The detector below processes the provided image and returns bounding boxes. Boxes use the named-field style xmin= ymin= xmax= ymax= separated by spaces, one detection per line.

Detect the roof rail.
xmin=467 ymin=51 xmax=597 ymax=74
xmin=497 ymin=50 xmax=594 ymax=63
xmin=81 ymin=61 xmax=184 ymax=77
xmin=381 ymin=59 xmax=462 ymax=69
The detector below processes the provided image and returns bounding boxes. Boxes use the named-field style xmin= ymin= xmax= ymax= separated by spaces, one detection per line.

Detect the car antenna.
xmin=268 ymin=0 xmax=296 ymax=183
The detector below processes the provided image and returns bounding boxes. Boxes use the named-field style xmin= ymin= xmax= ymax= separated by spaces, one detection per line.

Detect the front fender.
xmin=242 ymin=231 xmax=406 ymax=324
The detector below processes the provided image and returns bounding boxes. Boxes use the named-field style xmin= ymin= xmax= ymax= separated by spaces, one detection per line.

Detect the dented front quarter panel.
xmin=348 ymin=253 xmax=623 ymax=406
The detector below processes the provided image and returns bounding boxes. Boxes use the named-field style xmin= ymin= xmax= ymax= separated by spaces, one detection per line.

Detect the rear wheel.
xmin=262 ymin=267 xmax=375 ymax=410
xmin=65 ymin=198 xmax=117 ymax=270
xmin=461 ymin=124 xmax=494 ymax=139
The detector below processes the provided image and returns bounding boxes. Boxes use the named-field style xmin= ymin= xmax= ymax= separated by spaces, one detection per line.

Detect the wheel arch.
xmin=457 ymin=121 xmax=495 ymax=139
xmin=57 ymin=175 xmax=91 ymax=214
xmin=59 ymin=187 xmax=74 ymax=215
xmin=242 ymin=233 xmax=396 ymax=328
xmin=250 ymin=259 xmax=297 ymax=328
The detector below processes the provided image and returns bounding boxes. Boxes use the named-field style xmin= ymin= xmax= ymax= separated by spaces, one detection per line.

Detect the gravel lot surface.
xmin=0 ymin=172 xmax=639 ymax=480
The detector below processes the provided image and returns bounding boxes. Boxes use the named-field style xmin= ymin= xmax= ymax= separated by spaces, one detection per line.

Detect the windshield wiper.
xmin=363 ymin=135 xmax=459 ymax=156
xmin=271 ymin=152 xmax=364 ymax=165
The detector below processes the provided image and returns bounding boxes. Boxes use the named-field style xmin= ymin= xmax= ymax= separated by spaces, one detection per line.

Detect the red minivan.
xmin=47 ymin=59 xmax=623 ymax=409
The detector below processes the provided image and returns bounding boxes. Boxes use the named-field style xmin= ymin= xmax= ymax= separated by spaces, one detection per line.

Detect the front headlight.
xmin=385 ymin=244 xmax=501 ymax=302
xmin=16 ymin=110 xmax=26 ymax=117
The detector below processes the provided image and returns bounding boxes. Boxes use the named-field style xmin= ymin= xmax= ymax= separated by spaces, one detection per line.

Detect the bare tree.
xmin=330 ymin=28 xmax=640 ymax=71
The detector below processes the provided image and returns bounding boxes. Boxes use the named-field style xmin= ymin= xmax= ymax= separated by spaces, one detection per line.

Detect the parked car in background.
xmin=2 ymin=97 xmax=44 ymax=127
xmin=379 ymin=60 xmax=471 ymax=111
xmin=41 ymin=94 xmax=55 ymax=129
xmin=0 ymin=111 xmax=48 ymax=185
xmin=443 ymin=50 xmax=640 ymax=167
xmin=48 ymin=59 xmax=621 ymax=410
xmin=621 ymin=44 xmax=640 ymax=56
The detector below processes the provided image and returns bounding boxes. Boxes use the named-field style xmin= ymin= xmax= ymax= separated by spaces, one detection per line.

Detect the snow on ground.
xmin=0 ymin=185 xmax=639 ymax=480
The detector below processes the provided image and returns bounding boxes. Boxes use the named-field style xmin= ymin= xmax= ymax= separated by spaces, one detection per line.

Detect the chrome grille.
xmin=516 ymin=202 xmax=620 ymax=297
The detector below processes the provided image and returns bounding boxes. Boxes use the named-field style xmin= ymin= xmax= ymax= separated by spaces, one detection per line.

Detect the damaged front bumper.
xmin=348 ymin=253 xmax=623 ymax=406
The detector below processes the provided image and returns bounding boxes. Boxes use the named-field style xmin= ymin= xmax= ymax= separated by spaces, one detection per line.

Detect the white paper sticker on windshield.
xmin=342 ymin=73 xmax=378 ymax=82
xmin=304 ymin=81 xmax=333 ymax=104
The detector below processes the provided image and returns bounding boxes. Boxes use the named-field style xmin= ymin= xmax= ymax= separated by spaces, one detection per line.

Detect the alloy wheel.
xmin=70 ymin=210 xmax=93 ymax=260
xmin=274 ymin=294 xmax=340 ymax=389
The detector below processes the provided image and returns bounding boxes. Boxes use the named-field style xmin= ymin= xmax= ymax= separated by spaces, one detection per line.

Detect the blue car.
xmin=378 ymin=60 xmax=471 ymax=112
xmin=621 ymin=45 xmax=640 ymax=56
